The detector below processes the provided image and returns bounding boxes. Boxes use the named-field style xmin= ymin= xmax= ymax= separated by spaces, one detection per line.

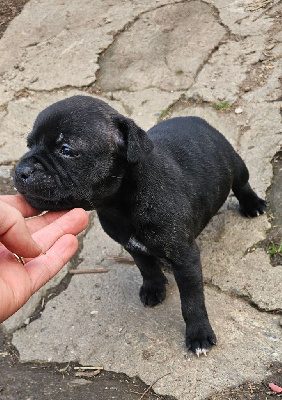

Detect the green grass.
xmin=267 ymin=240 xmax=282 ymax=255
xmin=213 ymin=100 xmax=230 ymax=111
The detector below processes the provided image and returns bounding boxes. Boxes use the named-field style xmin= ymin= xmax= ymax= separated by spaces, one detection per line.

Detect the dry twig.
xmin=74 ymin=366 xmax=104 ymax=370
xmin=139 ymin=372 xmax=171 ymax=400
xmin=106 ymin=255 xmax=135 ymax=263
xmin=69 ymin=268 xmax=108 ymax=274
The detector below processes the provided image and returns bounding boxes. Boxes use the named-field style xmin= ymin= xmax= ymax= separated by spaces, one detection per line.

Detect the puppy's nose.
xmin=16 ymin=165 xmax=34 ymax=184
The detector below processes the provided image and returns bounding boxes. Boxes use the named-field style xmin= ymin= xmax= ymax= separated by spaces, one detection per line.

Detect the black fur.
xmin=14 ymin=96 xmax=266 ymax=355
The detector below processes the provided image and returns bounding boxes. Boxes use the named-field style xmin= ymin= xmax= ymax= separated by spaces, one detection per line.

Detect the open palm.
xmin=0 ymin=195 xmax=88 ymax=322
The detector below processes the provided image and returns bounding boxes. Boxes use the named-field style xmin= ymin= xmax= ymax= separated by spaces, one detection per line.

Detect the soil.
xmin=0 ymin=0 xmax=29 ymax=38
xmin=0 ymin=1 xmax=281 ymax=400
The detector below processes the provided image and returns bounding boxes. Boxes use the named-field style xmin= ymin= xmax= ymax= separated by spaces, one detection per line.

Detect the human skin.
xmin=0 ymin=194 xmax=89 ymax=322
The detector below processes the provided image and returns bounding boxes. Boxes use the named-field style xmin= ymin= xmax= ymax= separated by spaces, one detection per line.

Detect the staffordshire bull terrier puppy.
xmin=14 ymin=95 xmax=266 ymax=356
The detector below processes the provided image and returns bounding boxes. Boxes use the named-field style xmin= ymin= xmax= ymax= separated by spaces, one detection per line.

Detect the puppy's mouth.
xmin=14 ymin=157 xmax=71 ymax=210
xmin=14 ymin=171 xmax=61 ymax=210
xmin=14 ymin=163 xmax=95 ymax=211
xmin=15 ymin=179 xmax=83 ymax=211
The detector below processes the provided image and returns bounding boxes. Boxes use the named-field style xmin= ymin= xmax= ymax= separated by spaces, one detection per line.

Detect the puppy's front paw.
xmin=139 ymin=278 xmax=168 ymax=307
xmin=186 ymin=320 xmax=216 ymax=357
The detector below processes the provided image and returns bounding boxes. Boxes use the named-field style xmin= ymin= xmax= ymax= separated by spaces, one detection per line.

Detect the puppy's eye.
xmin=60 ymin=145 xmax=79 ymax=158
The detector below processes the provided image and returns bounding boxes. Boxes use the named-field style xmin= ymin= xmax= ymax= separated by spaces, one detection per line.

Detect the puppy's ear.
xmin=113 ymin=116 xmax=153 ymax=164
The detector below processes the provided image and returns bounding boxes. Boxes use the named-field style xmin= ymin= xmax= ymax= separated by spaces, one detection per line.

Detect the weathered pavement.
xmin=0 ymin=0 xmax=281 ymax=399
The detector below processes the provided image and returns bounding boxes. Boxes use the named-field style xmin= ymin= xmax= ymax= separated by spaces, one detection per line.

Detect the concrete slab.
xmin=237 ymin=101 xmax=282 ymax=195
xmin=200 ymin=212 xmax=281 ymax=311
xmin=186 ymin=37 xmax=265 ymax=103
xmin=97 ymin=1 xmax=226 ymax=92
xmin=0 ymin=0 xmax=281 ymax=399
xmin=109 ymin=88 xmax=180 ymax=131
xmin=0 ymin=0 xmax=194 ymax=94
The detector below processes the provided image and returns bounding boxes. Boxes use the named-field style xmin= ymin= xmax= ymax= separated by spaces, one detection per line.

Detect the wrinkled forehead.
xmin=27 ymin=101 xmax=112 ymax=148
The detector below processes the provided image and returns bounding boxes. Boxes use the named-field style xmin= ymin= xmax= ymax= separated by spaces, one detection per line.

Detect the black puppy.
xmin=14 ymin=95 xmax=266 ymax=356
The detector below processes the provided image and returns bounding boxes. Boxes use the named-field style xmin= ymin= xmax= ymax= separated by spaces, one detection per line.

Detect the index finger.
xmin=0 ymin=200 xmax=42 ymax=258
xmin=0 ymin=194 xmax=41 ymax=218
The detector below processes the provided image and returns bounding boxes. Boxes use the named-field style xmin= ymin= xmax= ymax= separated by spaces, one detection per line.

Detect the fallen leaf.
xmin=269 ymin=382 xmax=282 ymax=393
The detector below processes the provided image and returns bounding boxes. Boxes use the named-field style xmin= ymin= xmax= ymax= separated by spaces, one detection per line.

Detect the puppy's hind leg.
xmin=127 ymin=251 xmax=168 ymax=307
xmin=232 ymin=157 xmax=267 ymax=217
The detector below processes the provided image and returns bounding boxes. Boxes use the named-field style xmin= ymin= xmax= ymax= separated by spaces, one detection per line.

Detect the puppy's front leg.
xmin=126 ymin=251 xmax=168 ymax=307
xmin=169 ymin=242 xmax=216 ymax=356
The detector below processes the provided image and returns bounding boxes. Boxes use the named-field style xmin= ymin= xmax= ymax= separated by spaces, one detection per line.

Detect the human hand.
xmin=0 ymin=195 xmax=89 ymax=322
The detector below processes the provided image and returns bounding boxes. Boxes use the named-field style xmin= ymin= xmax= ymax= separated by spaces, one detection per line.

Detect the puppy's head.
xmin=14 ymin=95 xmax=153 ymax=211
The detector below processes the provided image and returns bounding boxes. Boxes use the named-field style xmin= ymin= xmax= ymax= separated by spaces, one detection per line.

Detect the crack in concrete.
xmin=204 ymin=280 xmax=282 ymax=313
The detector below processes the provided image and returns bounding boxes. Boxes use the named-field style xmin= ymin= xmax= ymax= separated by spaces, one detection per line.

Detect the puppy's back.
xmin=147 ymin=116 xmax=242 ymax=174
xmin=146 ymin=117 xmax=247 ymax=233
xmin=148 ymin=117 xmax=232 ymax=153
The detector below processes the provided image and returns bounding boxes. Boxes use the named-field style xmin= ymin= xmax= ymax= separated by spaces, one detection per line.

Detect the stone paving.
xmin=0 ymin=1 xmax=281 ymax=399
